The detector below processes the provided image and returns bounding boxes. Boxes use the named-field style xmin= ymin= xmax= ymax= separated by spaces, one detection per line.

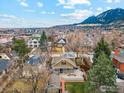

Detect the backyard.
xmin=65 ymin=82 xmax=89 ymax=93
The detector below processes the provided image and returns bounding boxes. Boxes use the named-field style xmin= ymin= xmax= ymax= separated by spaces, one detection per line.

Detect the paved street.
xmin=116 ymin=78 xmax=124 ymax=93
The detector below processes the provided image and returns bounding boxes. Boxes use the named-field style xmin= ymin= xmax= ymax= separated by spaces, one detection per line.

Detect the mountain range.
xmin=80 ymin=8 xmax=124 ymax=25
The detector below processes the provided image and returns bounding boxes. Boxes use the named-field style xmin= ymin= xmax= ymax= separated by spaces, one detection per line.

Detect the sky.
xmin=0 ymin=0 xmax=124 ymax=28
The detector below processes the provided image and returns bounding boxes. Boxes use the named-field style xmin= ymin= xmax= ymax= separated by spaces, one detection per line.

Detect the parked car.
xmin=117 ymin=72 xmax=124 ymax=80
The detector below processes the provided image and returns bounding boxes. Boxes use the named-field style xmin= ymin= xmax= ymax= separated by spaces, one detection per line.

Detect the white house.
xmin=0 ymin=53 xmax=10 ymax=60
xmin=27 ymin=38 xmax=40 ymax=48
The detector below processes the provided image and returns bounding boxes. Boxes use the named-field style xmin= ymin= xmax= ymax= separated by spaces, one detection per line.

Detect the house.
xmin=112 ymin=49 xmax=124 ymax=72
xmin=57 ymin=38 xmax=66 ymax=46
xmin=52 ymin=57 xmax=77 ymax=73
xmin=60 ymin=69 xmax=85 ymax=93
xmin=23 ymin=55 xmax=46 ymax=77
xmin=0 ymin=53 xmax=10 ymax=60
xmin=27 ymin=55 xmax=43 ymax=65
xmin=60 ymin=70 xmax=84 ymax=82
xmin=51 ymin=57 xmax=84 ymax=93
xmin=52 ymin=38 xmax=66 ymax=53
xmin=27 ymin=38 xmax=40 ymax=48
xmin=113 ymin=55 xmax=124 ymax=72
xmin=0 ymin=59 xmax=11 ymax=77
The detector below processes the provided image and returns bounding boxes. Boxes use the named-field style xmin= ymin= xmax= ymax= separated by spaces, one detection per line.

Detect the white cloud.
xmin=0 ymin=14 xmax=47 ymax=28
xmin=106 ymin=0 xmax=120 ymax=3
xmin=0 ymin=18 xmax=47 ymax=28
xmin=18 ymin=0 xmax=29 ymax=7
xmin=106 ymin=7 xmax=112 ymax=10
xmin=0 ymin=18 xmax=11 ymax=22
xmin=18 ymin=0 xmax=26 ymax=2
xmin=37 ymin=2 xmax=43 ymax=7
xmin=41 ymin=11 xmax=46 ymax=14
xmin=58 ymin=0 xmax=65 ymax=4
xmin=0 ymin=14 xmax=25 ymax=23
xmin=106 ymin=0 xmax=113 ymax=3
xmin=96 ymin=7 xmax=104 ymax=15
xmin=115 ymin=0 xmax=120 ymax=3
xmin=58 ymin=0 xmax=91 ymax=5
xmin=70 ymin=0 xmax=91 ymax=5
xmin=95 ymin=7 xmax=113 ymax=15
xmin=63 ymin=5 xmax=75 ymax=9
xmin=20 ymin=2 xmax=28 ymax=7
xmin=18 ymin=0 xmax=27 ymax=2
xmin=51 ymin=12 xmax=55 ymax=14
xmin=57 ymin=0 xmax=91 ymax=9
xmin=41 ymin=11 xmax=55 ymax=15
xmin=0 ymin=14 xmax=18 ymax=19
xmin=47 ymin=12 xmax=55 ymax=15
xmin=24 ymin=9 xmax=35 ymax=13
xmin=97 ymin=7 xmax=103 ymax=11
xmin=0 ymin=14 xmax=25 ymax=28
xmin=61 ymin=9 xmax=93 ymax=20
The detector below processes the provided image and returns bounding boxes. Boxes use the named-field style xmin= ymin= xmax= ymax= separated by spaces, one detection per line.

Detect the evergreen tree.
xmin=12 ymin=36 xmax=16 ymax=44
xmin=88 ymin=52 xmax=116 ymax=93
xmin=93 ymin=37 xmax=111 ymax=64
xmin=87 ymin=37 xmax=116 ymax=93
xmin=12 ymin=39 xmax=30 ymax=63
xmin=40 ymin=31 xmax=47 ymax=50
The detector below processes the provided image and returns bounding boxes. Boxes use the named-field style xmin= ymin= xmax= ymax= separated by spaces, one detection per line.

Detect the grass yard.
xmin=5 ymin=80 xmax=32 ymax=93
xmin=65 ymin=82 xmax=90 ymax=93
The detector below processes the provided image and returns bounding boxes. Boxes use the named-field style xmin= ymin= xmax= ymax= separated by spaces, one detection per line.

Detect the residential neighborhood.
xmin=0 ymin=0 xmax=124 ymax=93
xmin=0 ymin=27 xmax=123 ymax=93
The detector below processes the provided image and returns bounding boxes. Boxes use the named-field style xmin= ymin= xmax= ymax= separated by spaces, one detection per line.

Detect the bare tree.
xmin=30 ymin=67 xmax=50 ymax=93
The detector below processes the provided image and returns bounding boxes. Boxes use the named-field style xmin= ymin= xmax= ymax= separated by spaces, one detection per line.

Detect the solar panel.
xmin=62 ymin=53 xmax=76 ymax=58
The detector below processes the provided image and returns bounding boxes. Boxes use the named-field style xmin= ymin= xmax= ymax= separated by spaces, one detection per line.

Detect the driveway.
xmin=116 ymin=78 xmax=124 ymax=93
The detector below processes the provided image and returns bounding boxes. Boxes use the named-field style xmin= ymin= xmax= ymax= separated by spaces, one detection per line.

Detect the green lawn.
xmin=65 ymin=82 xmax=90 ymax=93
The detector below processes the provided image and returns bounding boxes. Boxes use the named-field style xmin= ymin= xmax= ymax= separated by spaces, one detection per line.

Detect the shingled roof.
xmin=27 ymin=55 xmax=46 ymax=65
xmin=0 ymin=59 xmax=11 ymax=72
xmin=52 ymin=57 xmax=76 ymax=68
xmin=113 ymin=56 xmax=124 ymax=63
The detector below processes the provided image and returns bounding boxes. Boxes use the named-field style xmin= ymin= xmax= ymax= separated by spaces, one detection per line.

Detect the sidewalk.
xmin=116 ymin=78 xmax=124 ymax=93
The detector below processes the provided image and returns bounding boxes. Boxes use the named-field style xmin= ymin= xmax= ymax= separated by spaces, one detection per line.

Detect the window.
xmin=34 ymin=41 xmax=37 ymax=44
xmin=34 ymin=45 xmax=38 ymax=47
xmin=61 ymin=60 xmax=66 ymax=65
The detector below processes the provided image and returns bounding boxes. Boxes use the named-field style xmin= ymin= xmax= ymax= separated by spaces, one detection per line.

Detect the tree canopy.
xmin=88 ymin=37 xmax=116 ymax=93
xmin=40 ymin=31 xmax=47 ymax=50
xmin=12 ymin=39 xmax=30 ymax=58
xmin=93 ymin=37 xmax=111 ymax=64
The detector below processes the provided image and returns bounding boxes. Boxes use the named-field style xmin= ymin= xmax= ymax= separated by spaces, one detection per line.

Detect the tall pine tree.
xmin=88 ymin=52 xmax=116 ymax=93
xmin=40 ymin=31 xmax=47 ymax=50
xmin=93 ymin=37 xmax=111 ymax=64
xmin=88 ymin=37 xmax=116 ymax=93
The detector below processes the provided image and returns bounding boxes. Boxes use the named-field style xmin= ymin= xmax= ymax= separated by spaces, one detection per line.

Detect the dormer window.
xmin=61 ymin=60 xmax=66 ymax=65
